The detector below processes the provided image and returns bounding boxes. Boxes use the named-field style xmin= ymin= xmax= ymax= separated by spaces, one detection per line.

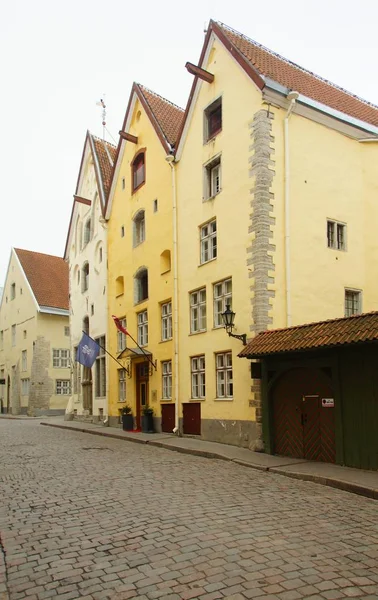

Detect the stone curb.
xmin=39 ymin=422 xmax=377 ymax=501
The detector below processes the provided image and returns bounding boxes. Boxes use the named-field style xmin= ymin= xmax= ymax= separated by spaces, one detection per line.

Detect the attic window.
xmin=132 ymin=151 xmax=145 ymax=192
xmin=10 ymin=283 xmax=15 ymax=300
xmin=205 ymin=97 xmax=222 ymax=141
xmin=84 ymin=219 xmax=91 ymax=245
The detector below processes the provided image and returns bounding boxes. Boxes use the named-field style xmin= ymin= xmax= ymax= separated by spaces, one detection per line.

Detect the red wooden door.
xmin=161 ymin=404 xmax=175 ymax=433
xmin=183 ymin=403 xmax=201 ymax=435
xmin=302 ymin=395 xmax=321 ymax=461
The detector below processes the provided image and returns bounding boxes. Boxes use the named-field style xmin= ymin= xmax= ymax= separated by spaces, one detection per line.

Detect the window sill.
xmin=160 ymin=398 xmax=172 ymax=402
xmin=203 ymin=191 xmax=221 ymax=202
xmin=115 ymin=293 xmax=124 ymax=298
xmin=204 ymin=130 xmax=222 ymax=144
xmin=189 ymin=330 xmax=207 ymax=336
xmin=189 ymin=398 xmax=206 ymax=402
xmin=133 ymin=241 xmax=145 ymax=248
xmin=327 ymin=246 xmax=347 ymax=252
xmin=159 ymin=338 xmax=173 ymax=344
xmin=161 ymin=269 xmax=171 ymax=275
xmin=117 ymin=400 xmax=127 ymax=403
xmin=198 ymin=257 xmax=217 ymax=268
xmin=214 ymin=397 xmax=234 ymax=402
xmin=134 ymin=298 xmax=148 ymax=306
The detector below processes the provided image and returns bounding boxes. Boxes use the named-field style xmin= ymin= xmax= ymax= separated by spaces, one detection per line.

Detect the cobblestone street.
xmin=0 ymin=420 xmax=377 ymax=600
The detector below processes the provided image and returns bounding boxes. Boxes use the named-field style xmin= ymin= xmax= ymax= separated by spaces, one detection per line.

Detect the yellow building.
xmin=105 ymin=84 xmax=183 ymax=429
xmin=0 ymin=248 xmax=70 ymax=415
xmin=174 ymin=20 xmax=378 ymax=448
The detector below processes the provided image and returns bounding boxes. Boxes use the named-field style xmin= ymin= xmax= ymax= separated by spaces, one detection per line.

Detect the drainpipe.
xmin=166 ymin=154 xmax=180 ymax=434
xmin=284 ymin=91 xmax=299 ymax=327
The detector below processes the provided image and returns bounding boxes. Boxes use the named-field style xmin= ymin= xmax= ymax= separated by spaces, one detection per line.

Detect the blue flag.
xmin=76 ymin=332 xmax=100 ymax=368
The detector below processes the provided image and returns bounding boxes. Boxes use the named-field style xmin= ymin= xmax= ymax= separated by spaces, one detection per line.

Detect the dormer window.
xmin=205 ymin=97 xmax=222 ymax=141
xmin=132 ymin=151 xmax=146 ymax=192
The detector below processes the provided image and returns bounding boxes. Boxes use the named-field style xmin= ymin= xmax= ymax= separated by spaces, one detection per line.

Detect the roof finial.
xmin=96 ymin=96 xmax=107 ymax=140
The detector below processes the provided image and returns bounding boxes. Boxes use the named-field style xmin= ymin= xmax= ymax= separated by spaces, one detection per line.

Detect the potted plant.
xmin=121 ymin=405 xmax=134 ymax=431
xmin=141 ymin=406 xmax=154 ymax=433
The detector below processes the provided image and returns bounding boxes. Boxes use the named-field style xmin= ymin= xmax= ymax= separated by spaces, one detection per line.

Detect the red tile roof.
xmin=239 ymin=312 xmax=378 ymax=358
xmin=138 ymin=85 xmax=184 ymax=148
xmin=91 ymin=136 xmax=117 ymax=201
xmin=215 ymin=21 xmax=378 ymax=128
xmin=15 ymin=248 xmax=69 ymax=310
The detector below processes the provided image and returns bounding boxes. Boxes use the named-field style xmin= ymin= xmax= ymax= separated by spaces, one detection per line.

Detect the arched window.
xmin=133 ymin=210 xmax=145 ymax=246
xmin=116 ymin=276 xmax=124 ymax=296
xmin=84 ymin=219 xmax=91 ymax=246
xmin=83 ymin=316 xmax=89 ymax=334
xmin=134 ymin=267 xmax=148 ymax=304
xmin=132 ymin=151 xmax=145 ymax=192
xmin=160 ymin=250 xmax=171 ymax=274
xmin=82 ymin=262 xmax=89 ymax=292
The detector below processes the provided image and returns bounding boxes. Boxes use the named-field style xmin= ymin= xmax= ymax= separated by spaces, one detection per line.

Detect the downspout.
xmin=166 ymin=154 xmax=180 ymax=434
xmin=284 ymin=91 xmax=299 ymax=327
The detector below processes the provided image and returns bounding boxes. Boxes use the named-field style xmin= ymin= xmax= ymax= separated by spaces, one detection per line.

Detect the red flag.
xmin=112 ymin=315 xmax=129 ymax=336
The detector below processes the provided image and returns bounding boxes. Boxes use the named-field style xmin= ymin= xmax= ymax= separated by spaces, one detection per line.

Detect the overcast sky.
xmin=1 ymin=0 xmax=378 ymax=284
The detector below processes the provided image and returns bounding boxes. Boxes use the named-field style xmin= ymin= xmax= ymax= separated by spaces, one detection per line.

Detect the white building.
xmin=64 ymin=132 xmax=116 ymax=419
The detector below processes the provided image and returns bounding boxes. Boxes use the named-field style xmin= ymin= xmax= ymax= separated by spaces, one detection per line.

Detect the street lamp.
xmin=221 ymin=304 xmax=247 ymax=345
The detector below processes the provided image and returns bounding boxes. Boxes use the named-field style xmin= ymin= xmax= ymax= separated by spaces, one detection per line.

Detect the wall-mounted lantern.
xmin=221 ymin=304 xmax=247 ymax=345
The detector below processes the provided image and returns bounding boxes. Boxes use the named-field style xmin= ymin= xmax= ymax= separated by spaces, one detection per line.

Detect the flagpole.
xmin=111 ymin=316 xmax=157 ymax=372
xmin=124 ymin=331 xmax=157 ymax=372
xmin=82 ymin=331 xmax=129 ymax=375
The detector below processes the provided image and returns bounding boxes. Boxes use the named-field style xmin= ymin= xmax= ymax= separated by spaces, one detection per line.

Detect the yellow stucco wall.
xmin=0 ymin=250 xmax=70 ymax=413
xmin=176 ymin=38 xmax=263 ymax=427
xmin=107 ymin=96 xmax=174 ymax=422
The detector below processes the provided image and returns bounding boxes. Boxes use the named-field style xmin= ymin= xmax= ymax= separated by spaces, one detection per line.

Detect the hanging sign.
xmin=322 ymin=398 xmax=334 ymax=408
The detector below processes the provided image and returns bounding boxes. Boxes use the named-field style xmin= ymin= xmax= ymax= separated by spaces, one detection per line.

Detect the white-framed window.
xmin=0 ymin=330 xmax=3 ymax=350
xmin=21 ymin=378 xmax=30 ymax=396
xmin=82 ymin=262 xmax=89 ymax=292
xmin=204 ymin=97 xmax=222 ymax=141
xmin=11 ymin=325 xmax=16 ymax=347
xmin=200 ymin=219 xmax=217 ymax=264
xmin=138 ymin=311 xmax=148 ymax=347
xmin=345 ymin=289 xmax=362 ymax=317
xmin=117 ymin=318 xmax=127 ymax=352
xmin=133 ymin=210 xmax=146 ymax=246
xmin=190 ymin=288 xmax=206 ymax=333
xmin=95 ymin=336 xmax=106 ymax=397
xmin=213 ymin=278 xmax=232 ymax=328
xmin=162 ymin=360 xmax=172 ymax=399
xmin=216 ymin=352 xmax=233 ymax=398
xmin=10 ymin=283 xmax=16 ymax=300
xmin=56 ymin=380 xmax=71 ymax=395
xmin=191 ymin=355 xmax=205 ymax=399
xmin=118 ymin=369 xmax=126 ymax=402
xmin=204 ymin=156 xmax=221 ymax=199
xmin=161 ymin=302 xmax=172 ymax=341
xmin=73 ymin=346 xmax=79 ymax=394
xmin=53 ymin=349 xmax=70 ymax=368
xmin=64 ymin=326 xmax=70 ymax=337
xmin=21 ymin=350 xmax=27 ymax=371
xmin=327 ymin=220 xmax=346 ymax=251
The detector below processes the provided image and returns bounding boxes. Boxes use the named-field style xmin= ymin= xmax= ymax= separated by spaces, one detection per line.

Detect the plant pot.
xmin=122 ymin=414 xmax=134 ymax=431
xmin=141 ymin=413 xmax=154 ymax=433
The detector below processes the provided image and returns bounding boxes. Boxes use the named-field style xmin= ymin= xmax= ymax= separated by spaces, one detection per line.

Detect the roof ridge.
xmin=258 ymin=310 xmax=378 ymax=336
xmin=89 ymin=132 xmax=117 ymax=149
xmin=215 ymin=20 xmax=378 ymax=112
xmin=14 ymin=247 xmax=64 ymax=260
xmin=137 ymin=83 xmax=185 ymax=113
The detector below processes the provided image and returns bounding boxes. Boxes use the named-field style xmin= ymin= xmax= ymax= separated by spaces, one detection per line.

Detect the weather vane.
xmin=96 ymin=96 xmax=106 ymax=140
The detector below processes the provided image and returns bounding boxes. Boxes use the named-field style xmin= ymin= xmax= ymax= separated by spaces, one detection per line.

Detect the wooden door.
xmin=136 ymin=362 xmax=149 ymax=429
xmin=161 ymin=404 xmax=175 ymax=433
xmin=272 ymin=367 xmax=336 ymax=463
xmin=183 ymin=402 xmax=201 ymax=435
